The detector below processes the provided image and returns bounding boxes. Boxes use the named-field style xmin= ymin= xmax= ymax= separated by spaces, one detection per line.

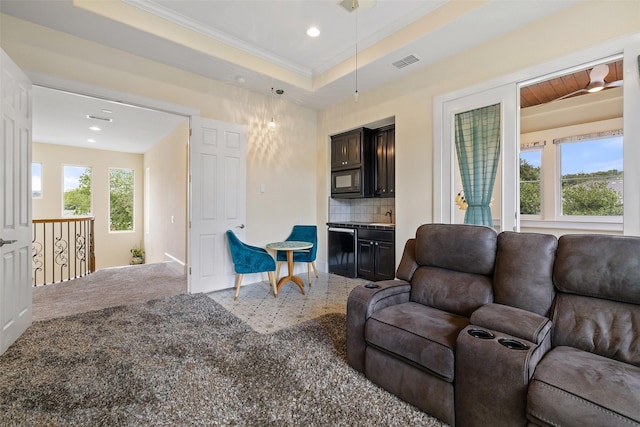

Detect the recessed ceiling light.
xmin=87 ymin=139 xmax=96 ymax=143
xmin=235 ymin=75 xmax=246 ymax=84
xmin=307 ymin=26 xmax=320 ymax=37
xmin=89 ymin=126 xmax=101 ymax=131
xmin=101 ymin=109 xmax=113 ymax=114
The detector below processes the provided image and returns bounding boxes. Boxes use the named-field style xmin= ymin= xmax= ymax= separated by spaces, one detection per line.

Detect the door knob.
xmin=236 ymin=224 xmax=245 ymax=229
xmin=0 ymin=238 xmax=17 ymax=247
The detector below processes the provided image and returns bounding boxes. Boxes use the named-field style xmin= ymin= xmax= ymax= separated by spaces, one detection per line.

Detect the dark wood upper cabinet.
xmin=331 ymin=128 xmax=369 ymax=170
xmin=374 ymin=125 xmax=395 ymax=197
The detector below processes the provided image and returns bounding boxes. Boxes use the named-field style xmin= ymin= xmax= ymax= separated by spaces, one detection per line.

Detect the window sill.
xmin=521 ymin=218 xmax=623 ymax=232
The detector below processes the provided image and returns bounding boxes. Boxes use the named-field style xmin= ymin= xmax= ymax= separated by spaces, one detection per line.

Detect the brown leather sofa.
xmin=346 ymin=223 xmax=640 ymax=426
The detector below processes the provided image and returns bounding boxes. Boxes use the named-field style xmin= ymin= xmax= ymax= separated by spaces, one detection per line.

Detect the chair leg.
xmin=276 ymin=262 xmax=281 ymax=282
xmin=307 ymin=263 xmax=312 ymax=286
xmin=268 ymin=271 xmax=277 ymax=298
xmin=312 ymin=261 xmax=318 ymax=277
xmin=234 ymin=274 xmax=243 ymax=301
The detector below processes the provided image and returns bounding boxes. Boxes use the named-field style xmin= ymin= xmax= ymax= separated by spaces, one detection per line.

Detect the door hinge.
xmin=189 ymin=267 xmax=191 ymax=275
xmin=189 ymin=128 xmax=193 ymax=137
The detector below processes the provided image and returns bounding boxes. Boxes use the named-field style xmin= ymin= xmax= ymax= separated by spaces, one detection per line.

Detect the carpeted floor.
xmin=0 ymin=294 xmax=446 ymax=426
xmin=32 ymin=262 xmax=187 ymax=321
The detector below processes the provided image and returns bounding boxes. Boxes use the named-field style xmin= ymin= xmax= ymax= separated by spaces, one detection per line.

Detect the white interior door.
xmin=189 ymin=117 xmax=246 ymax=294
xmin=435 ymin=83 xmax=518 ymax=232
xmin=1 ymin=49 xmax=32 ymax=355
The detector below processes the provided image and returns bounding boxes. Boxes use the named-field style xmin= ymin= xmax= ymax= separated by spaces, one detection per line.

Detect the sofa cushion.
xmin=493 ymin=231 xmax=557 ymax=316
xmin=528 ymin=346 xmax=640 ymax=426
xmin=410 ymin=266 xmax=493 ymax=317
xmin=554 ymin=234 xmax=640 ymax=304
xmin=552 ymin=293 xmax=640 ymax=366
xmin=415 ymin=223 xmax=497 ymax=275
xmin=365 ymin=302 xmax=468 ymax=381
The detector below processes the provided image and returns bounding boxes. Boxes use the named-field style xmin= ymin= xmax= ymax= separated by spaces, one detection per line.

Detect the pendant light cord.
xmin=353 ymin=0 xmax=359 ymax=101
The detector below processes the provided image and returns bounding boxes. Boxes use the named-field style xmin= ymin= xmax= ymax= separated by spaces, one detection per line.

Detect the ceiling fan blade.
xmin=553 ymin=88 xmax=588 ymax=102
xmin=589 ymin=64 xmax=609 ymax=83
xmin=604 ymin=80 xmax=623 ymax=88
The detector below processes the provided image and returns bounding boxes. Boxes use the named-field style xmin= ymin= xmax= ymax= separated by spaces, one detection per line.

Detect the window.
xmin=557 ymin=132 xmax=623 ymax=217
xmin=519 ymin=148 xmax=542 ymax=216
xmin=109 ymin=168 xmax=134 ymax=231
xmin=32 ymin=162 xmax=42 ymax=198
xmin=63 ymin=166 xmax=92 ymax=216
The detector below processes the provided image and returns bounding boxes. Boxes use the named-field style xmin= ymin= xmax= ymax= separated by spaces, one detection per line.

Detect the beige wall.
xmin=316 ymin=1 xmax=640 ymax=261
xmin=0 ymin=13 xmax=318 ymax=252
xmin=32 ymin=143 xmax=144 ymax=269
xmin=143 ymin=119 xmax=189 ymax=269
xmin=3 ymin=1 xmax=639 ymax=273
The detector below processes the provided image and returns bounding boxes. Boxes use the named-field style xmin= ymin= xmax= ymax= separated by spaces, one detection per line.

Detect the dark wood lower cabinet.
xmin=357 ymin=229 xmax=395 ymax=281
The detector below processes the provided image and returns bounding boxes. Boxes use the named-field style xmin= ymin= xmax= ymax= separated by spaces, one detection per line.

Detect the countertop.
xmin=327 ymin=221 xmax=395 ymax=231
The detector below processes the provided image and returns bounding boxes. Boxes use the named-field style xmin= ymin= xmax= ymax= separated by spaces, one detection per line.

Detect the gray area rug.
xmin=0 ymin=294 xmax=446 ymax=426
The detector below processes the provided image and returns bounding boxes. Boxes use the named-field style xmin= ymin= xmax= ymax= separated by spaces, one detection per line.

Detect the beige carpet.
xmin=32 ymin=262 xmax=187 ymax=321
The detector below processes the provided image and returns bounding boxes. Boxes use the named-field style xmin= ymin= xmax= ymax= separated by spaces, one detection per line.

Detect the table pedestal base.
xmin=276 ymin=250 xmax=305 ymax=294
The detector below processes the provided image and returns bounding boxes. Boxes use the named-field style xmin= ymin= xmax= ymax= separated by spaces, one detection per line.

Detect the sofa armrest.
xmin=346 ymin=279 xmax=411 ymax=373
xmin=456 ymin=319 xmax=553 ymax=427
xmin=470 ymin=303 xmax=552 ymax=344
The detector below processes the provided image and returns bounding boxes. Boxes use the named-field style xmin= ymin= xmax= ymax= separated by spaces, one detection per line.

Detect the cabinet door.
xmin=357 ymin=239 xmax=375 ymax=280
xmin=331 ymin=135 xmax=348 ymax=169
xmin=386 ymin=130 xmax=395 ymax=196
xmin=375 ymin=126 xmax=395 ymax=197
xmin=345 ymin=131 xmax=362 ymax=166
xmin=375 ymin=241 xmax=396 ymax=280
xmin=375 ymin=131 xmax=388 ymax=195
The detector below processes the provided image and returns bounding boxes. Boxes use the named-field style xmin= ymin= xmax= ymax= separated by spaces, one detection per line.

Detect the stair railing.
xmin=32 ymin=217 xmax=95 ymax=286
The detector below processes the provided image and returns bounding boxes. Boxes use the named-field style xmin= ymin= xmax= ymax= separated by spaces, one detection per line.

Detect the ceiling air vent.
xmin=392 ymin=54 xmax=420 ymax=70
xmin=86 ymin=115 xmax=113 ymax=122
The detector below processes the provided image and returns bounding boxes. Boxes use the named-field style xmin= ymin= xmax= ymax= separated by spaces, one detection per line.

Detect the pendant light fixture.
xmin=267 ymin=87 xmax=284 ymax=130
xmin=268 ymin=87 xmax=277 ymax=130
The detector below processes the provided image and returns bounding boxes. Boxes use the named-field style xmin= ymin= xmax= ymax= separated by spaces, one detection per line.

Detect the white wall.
xmin=0 ymin=13 xmax=318 ymax=253
xmin=3 ymin=1 xmax=640 ymax=274
xmin=316 ymin=1 xmax=640 ymax=263
xmin=143 ymin=119 xmax=189 ymax=270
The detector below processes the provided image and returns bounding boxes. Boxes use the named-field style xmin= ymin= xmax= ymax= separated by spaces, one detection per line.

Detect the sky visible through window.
xmin=521 ymin=136 xmax=623 ymax=174
xmin=561 ymin=136 xmax=623 ymax=175
xmin=64 ymin=166 xmax=89 ymax=191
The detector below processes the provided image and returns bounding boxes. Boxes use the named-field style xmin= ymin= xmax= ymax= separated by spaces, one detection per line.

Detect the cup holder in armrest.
xmin=498 ymin=338 xmax=530 ymax=350
xmin=364 ymin=283 xmax=380 ymax=289
xmin=467 ymin=329 xmax=495 ymax=340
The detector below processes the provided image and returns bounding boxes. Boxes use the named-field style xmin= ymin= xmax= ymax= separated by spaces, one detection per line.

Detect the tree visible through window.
xmin=560 ymin=135 xmax=623 ymax=216
xmin=110 ymin=168 xmax=134 ymax=231
xmin=520 ymin=150 xmax=541 ymax=215
xmin=63 ymin=166 xmax=92 ymax=216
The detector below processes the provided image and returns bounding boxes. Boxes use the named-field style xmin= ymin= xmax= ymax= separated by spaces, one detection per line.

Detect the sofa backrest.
xmin=493 ymin=231 xmax=557 ymax=317
xmin=552 ymin=234 xmax=640 ymax=366
xmin=409 ymin=224 xmax=498 ymax=317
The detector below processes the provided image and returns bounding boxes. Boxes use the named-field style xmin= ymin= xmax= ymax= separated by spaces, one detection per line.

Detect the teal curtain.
xmin=454 ymin=104 xmax=501 ymax=226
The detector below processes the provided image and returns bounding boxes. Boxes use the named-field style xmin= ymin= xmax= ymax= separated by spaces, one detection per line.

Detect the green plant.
xmin=130 ymin=247 xmax=145 ymax=257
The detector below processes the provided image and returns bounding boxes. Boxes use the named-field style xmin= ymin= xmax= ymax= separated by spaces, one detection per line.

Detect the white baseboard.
xmin=164 ymin=252 xmax=186 ymax=274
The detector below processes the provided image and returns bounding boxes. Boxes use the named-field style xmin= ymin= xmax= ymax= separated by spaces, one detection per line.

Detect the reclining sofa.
xmin=346 ymin=223 xmax=640 ymax=426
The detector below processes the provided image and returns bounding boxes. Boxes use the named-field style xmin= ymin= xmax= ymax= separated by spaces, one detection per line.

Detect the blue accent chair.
xmin=275 ymin=225 xmax=318 ymax=285
xmin=225 ymin=230 xmax=277 ymax=300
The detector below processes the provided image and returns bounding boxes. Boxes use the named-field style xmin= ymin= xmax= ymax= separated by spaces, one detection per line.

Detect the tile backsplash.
xmin=329 ymin=197 xmax=395 ymax=223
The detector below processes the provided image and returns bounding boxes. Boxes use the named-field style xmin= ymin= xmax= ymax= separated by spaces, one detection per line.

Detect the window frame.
xmin=108 ymin=167 xmax=135 ymax=233
xmin=519 ymin=144 xmax=543 ymax=220
xmin=555 ymin=130 xmax=623 ymax=223
xmin=32 ymin=162 xmax=43 ymax=199
xmin=62 ymin=164 xmax=93 ymax=217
